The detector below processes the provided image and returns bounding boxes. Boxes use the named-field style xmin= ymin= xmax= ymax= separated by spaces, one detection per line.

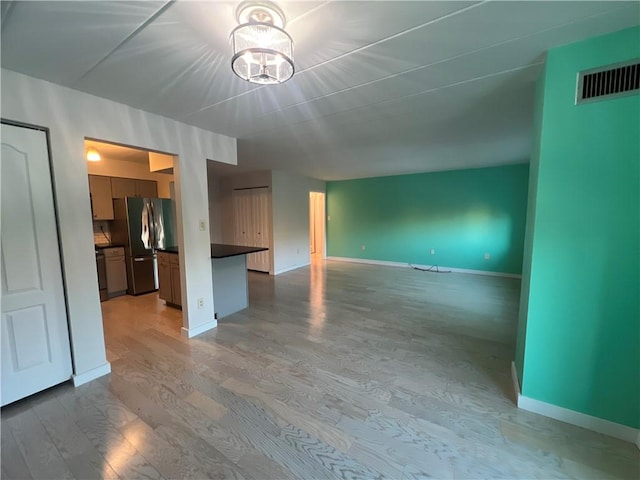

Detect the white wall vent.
xmin=576 ymin=59 xmax=639 ymax=104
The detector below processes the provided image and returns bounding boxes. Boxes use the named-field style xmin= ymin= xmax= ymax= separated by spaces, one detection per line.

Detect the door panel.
xmin=234 ymin=188 xmax=270 ymax=273
xmin=136 ymin=179 xmax=158 ymax=198
xmin=1 ymin=123 xmax=73 ymax=406
xmin=106 ymin=257 xmax=127 ymax=293
xmin=110 ymin=177 xmax=136 ymax=198
xmin=128 ymin=255 xmax=156 ymax=295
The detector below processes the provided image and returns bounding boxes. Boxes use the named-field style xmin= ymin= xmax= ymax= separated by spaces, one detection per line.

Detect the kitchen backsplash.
xmin=93 ymin=221 xmax=112 ymax=245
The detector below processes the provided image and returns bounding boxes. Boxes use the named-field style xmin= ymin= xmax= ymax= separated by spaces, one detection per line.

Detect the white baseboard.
xmin=181 ymin=319 xmax=217 ymax=338
xmin=509 ymin=361 xmax=639 ymax=445
xmin=73 ymin=362 xmax=111 ymax=387
xmin=326 ymin=256 xmax=521 ymax=279
xmin=274 ymin=262 xmax=310 ymax=275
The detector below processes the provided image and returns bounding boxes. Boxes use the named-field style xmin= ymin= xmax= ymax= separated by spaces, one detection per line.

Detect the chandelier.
xmin=230 ymin=1 xmax=294 ymax=85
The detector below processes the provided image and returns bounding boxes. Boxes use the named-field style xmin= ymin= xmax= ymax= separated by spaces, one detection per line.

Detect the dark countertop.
xmin=95 ymin=244 xmax=125 ymax=250
xmin=156 ymin=246 xmax=179 ymax=254
xmin=155 ymin=244 xmax=268 ymax=258
xmin=211 ymin=243 xmax=268 ymax=259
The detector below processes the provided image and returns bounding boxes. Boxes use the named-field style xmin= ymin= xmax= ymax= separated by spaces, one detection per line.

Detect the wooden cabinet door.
xmin=136 ymin=180 xmax=158 ymax=198
xmin=88 ymin=175 xmax=114 ymax=220
xmin=110 ymin=177 xmax=136 ymax=198
xmin=170 ymin=263 xmax=181 ymax=306
xmin=157 ymin=261 xmax=171 ymax=302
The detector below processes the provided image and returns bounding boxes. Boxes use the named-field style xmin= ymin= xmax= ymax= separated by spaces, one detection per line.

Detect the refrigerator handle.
xmin=146 ymin=200 xmax=155 ymax=250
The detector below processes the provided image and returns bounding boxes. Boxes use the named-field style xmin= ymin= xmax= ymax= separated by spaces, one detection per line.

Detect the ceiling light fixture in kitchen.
xmin=230 ymin=1 xmax=294 ymax=84
xmin=86 ymin=147 xmax=101 ymax=162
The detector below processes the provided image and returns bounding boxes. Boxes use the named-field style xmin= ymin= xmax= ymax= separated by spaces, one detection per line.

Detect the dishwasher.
xmin=95 ymin=250 xmax=109 ymax=301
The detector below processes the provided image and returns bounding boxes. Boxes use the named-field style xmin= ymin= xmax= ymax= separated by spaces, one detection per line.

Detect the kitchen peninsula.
xmin=210 ymin=243 xmax=268 ymax=318
xmin=157 ymin=244 xmax=268 ymax=318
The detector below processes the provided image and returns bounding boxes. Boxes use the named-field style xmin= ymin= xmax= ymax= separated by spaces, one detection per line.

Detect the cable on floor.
xmin=408 ymin=264 xmax=451 ymax=273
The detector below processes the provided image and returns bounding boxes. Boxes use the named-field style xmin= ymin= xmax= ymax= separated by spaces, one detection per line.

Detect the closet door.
xmin=233 ymin=188 xmax=270 ymax=273
xmin=252 ymin=189 xmax=270 ymax=272
xmin=1 ymin=123 xmax=73 ymax=406
xmin=233 ymin=190 xmax=250 ymax=247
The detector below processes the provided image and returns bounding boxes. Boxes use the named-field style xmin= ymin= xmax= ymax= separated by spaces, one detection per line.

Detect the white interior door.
xmin=233 ymin=188 xmax=270 ymax=273
xmin=253 ymin=189 xmax=270 ymax=272
xmin=1 ymin=123 xmax=73 ymax=406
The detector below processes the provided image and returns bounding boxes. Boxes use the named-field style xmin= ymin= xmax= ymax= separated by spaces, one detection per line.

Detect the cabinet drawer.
xmin=169 ymin=253 xmax=180 ymax=265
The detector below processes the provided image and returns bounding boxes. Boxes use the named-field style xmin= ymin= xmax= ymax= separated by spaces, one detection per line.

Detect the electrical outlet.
xmin=361 ymin=244 xmax=366 ymax=251
xmin=327 ymin=215 xmax=331 ymax=221
xmin=199 ymin=219 xmax=206 ymax=231
xmin=484 ymin=253 xmax=491 ymax=260
xmin=430 ymin=249 xmax=435 ymax=255
xmin=197 ymin=297 xmax=204 ymax=309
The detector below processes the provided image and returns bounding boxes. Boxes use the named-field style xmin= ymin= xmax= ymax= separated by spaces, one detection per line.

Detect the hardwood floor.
xmin=2 ymin=260 xmax=638 ymax=479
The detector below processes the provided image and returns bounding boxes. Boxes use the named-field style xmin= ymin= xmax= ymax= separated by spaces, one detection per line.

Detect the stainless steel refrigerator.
xmin=112 ymin=197 xmax=175 ymax=295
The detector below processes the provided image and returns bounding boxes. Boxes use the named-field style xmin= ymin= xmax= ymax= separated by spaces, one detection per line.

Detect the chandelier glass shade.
xmin=230 ymin=2 xmax=294 ymax=85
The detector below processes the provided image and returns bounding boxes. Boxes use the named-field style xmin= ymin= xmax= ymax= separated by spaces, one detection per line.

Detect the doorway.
xmin=309 ymin=192 xmax=326 ymax=260
xmin=84 ymin=139 xmax=184 ymax=350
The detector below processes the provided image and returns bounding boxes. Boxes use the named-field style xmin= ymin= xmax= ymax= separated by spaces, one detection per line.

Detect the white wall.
xmin=272 ymin=170 xmax=325 ymax=275
xmin=207 ymin=168 xmax=224 ymax=244
xmin=1 ymin=69 xmax=237 ymax=383
xmin=86 ymin=157 xmax=173 ymax=198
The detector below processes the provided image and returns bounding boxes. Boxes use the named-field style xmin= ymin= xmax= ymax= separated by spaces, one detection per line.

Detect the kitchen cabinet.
xmin=158 ymin=251 xmax=181 ymax=308
xmin=104 ymin=247 xmax=127 ymax=296
xmin=171 ymin=261 xmax=181 ymax=306
xmin=89 ymin=175 xmax=114 ymax=220
xmin=136 ymin=179 xmax=158 ymax=198
xmin=111 ymin=177 xmax=158 ymax=198
xmin=110 ymin=177 xmax=136 ymax=198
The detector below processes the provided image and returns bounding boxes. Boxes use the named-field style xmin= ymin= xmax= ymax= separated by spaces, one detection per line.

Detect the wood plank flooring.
xmin=2 ymin=260 xmax=638 ymax=479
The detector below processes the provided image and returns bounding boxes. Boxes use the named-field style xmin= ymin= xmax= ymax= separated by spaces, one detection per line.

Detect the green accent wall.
xmin=326 ymin=164 xmax=529 ymax=274
xmin=518 ymin=26 xmax=640 ymax=428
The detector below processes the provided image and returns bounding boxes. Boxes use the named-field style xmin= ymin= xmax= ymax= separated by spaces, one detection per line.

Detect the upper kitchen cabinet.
xmin=88 ymin=175 xmax=114 ymax=220
xmin=110 ymin=177 xmax=136 ymax=198
xmin=111 ymin=177 xmax=158 ymax=198
xmin=136 ymin=179 xmax=158 ymax=198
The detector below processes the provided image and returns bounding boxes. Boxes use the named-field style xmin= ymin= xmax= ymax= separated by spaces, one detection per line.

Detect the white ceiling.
xmin=2 ymin=1 xmax=638 ymax=180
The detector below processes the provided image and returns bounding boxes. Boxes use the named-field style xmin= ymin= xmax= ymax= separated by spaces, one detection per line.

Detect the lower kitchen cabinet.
xmin=104 ymin=247 xmax=127 ymax=297
xmin=158 ymin=251 xmax=181 ymax=308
